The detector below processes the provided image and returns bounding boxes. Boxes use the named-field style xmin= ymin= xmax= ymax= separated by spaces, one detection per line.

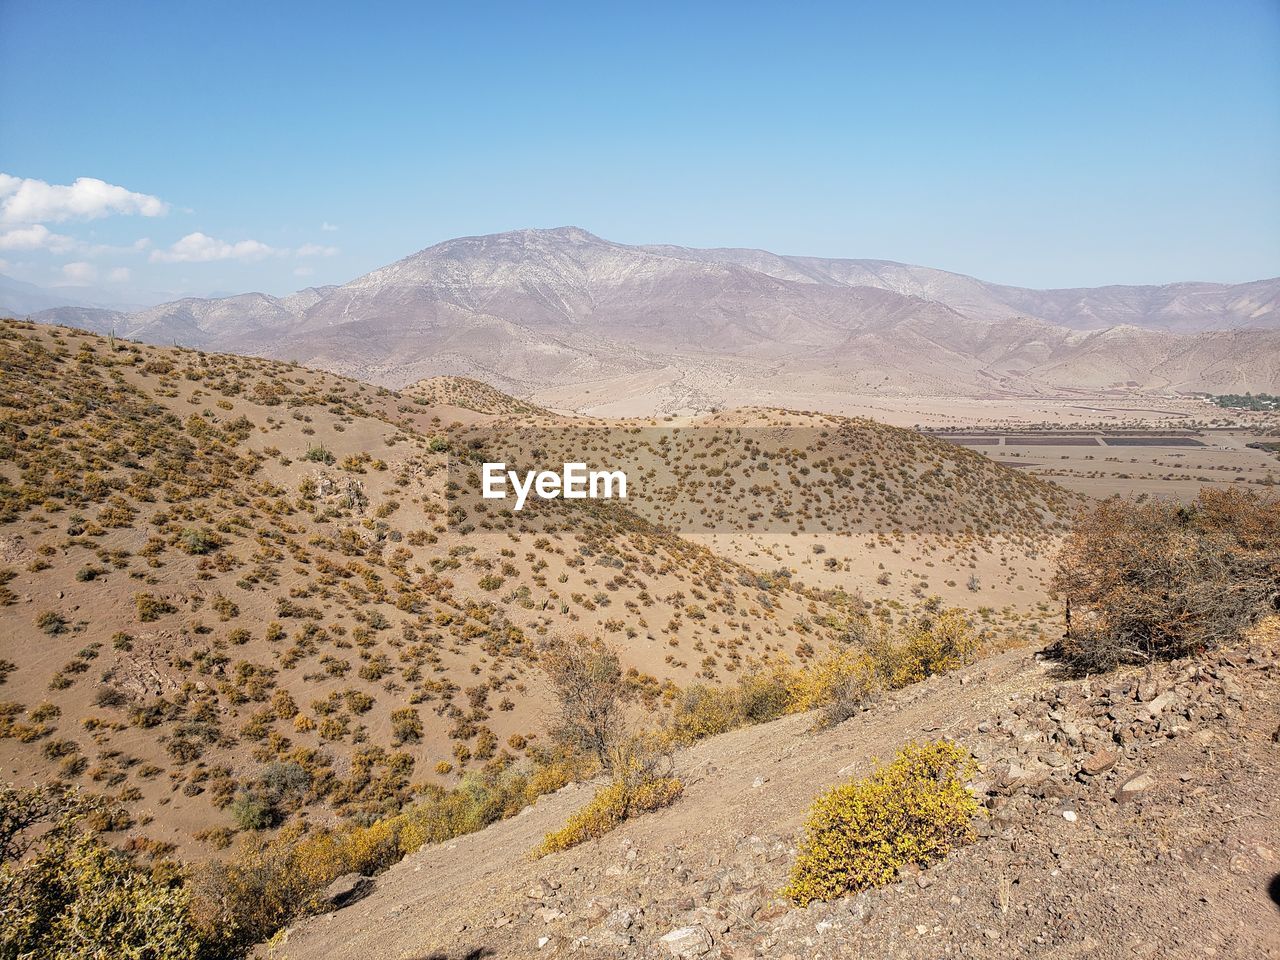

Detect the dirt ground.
xmin=271 ymin=631 xmax=1280 ymax=960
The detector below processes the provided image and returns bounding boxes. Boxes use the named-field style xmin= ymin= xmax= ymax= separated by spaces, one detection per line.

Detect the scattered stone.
xmin=595 ymin=929 xmax=633 ymax=949
xmin=605 ymin=908 xmax=635 ymax=931
xmin=1080 ymin=749 xmax=1118 ymax=777
xmin=754 ymin=899 xmax=789 ymax=922
xmin=659 ymin=924 xmax=713 ymax=957
xmin=1115 ymin=772 xmax=1156 ymax=803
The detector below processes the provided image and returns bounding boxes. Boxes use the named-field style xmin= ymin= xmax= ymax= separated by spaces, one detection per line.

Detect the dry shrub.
xmin=670 ymin=661 xmax=793 ymax=743
xmin=537 ymin=635 xmax=624 ymax=769
xmin=786 ymin=650 xmax=877 ymax=727
xmin=189 ymin=818 xmax=402 ymax=953
xmin=189 ymin=756 xmax=585 ymax=956
xmin=805 ymin=603 xmax=977 ymax=728
xmin=867 ymin=604 xmax=979 ymax=688
xmin=669 ymin=602 xmax=978 ymax=739
xmin=535 ymin=737 xmax=682 ymax=856
xmin=1051 ymin=488 xmax=1280 ymax=672
xmin=784 ymin=740 xmax=979 ymax=906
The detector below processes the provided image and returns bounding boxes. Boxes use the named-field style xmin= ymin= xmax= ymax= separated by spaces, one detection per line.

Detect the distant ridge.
xmin=18 ymin=228 xmax=1280 ymax=403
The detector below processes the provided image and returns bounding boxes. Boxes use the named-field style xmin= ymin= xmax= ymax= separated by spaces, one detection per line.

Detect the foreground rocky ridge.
xmin=274 ymin=626 xmax=1280 ymax=959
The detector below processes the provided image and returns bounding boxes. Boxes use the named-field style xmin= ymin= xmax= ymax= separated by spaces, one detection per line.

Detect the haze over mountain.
xmin=16 ymin=227 xmax=1280 ymax=411
xmin=0 ymin=273 xmax=104 ymax=316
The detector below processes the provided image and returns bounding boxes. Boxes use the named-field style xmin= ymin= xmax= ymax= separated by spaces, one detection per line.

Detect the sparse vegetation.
xmin=0 ymin=320 xmax=1077 ymax=958
xmin=188 ymin=756 xmax=582 ymax=956
xmin=783 ymin=740 xmax=980 ymax=905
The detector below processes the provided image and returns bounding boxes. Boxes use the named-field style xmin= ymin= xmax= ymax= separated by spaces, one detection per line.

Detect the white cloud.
xmin=321 ymin=221 xmax=338 ymax=232
xmin=296 ymin=243 xmax=338 ymax=258
xmin=294 ymin=266 xmax=315 ymax=278
xmin=151 ymin=232 xmax=281 ymax=263
xmin=60 ymin=261 xmax=98 ymax=285
xmin=0 ymin=173 xmax=170 ymax=225
xmin=0 ymin=224 xmax=79 ymax=253
xmin=107 ymin=266 xmax=132 ymax=283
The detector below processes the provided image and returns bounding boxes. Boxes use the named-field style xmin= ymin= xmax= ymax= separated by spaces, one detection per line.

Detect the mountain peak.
xmin=21 ymin=229 xmax=1280 ymax=402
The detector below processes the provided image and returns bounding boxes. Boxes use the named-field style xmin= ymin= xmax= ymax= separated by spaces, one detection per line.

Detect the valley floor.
xmin=270 ymin=633 xmax=1280 ymax=960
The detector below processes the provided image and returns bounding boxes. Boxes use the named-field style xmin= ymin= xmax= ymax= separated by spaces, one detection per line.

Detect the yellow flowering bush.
xmin=866 ymin=605 xmax=978 ymax=688
xmin=0 ymin=785 xmax=200 ymax=960
xmin=785 ymin=650 xmax=877 ymax=725
xmin=783 ymin=740 xmax=981 ymax=906
xmin=669 ymin=659 xmax=802 ymax=744
xmin=536 ymin=740 xmax=683 ymax=856
xmin=535 ymin=773 xmax=682 ymax=856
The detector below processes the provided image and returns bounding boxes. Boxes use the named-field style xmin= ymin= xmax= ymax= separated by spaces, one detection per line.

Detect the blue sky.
xmin=1 ymin=0 xmax=1277 ymax=304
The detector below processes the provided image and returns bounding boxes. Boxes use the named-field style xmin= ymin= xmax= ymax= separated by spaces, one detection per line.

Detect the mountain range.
xmin=13 ymin=227 xmax=1280 ymax=410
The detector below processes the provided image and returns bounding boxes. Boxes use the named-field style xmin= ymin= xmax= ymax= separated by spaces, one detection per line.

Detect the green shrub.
xmin=784 ymin=740 xmax=980 ymax=905
xmin=178 ymin=527 xmax=220 ymax=555
xmin=36 ymin=610 xmax=68 ymax=635
xmin=228 ymin=790 xmax=277 ymax=831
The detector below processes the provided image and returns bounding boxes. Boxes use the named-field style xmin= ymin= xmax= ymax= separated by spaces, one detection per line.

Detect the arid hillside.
xmin=0 ymin=320 xmax=1071 ymax=861
xmin=276 ymin=623 xmax=1280 ymax=960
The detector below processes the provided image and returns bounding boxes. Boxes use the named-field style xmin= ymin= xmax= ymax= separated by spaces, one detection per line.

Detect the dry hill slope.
xmin=0 ymin=319 xmax=1069 ymax=860
xmin=275 ymin=628 xmax=1280 ymax=960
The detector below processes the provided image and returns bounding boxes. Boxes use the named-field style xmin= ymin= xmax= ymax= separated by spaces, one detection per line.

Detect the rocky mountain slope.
xmin=646 ymin=243 xmax=1280 ymax=333
xmin=274 ymin=625 xmax=1280 ymax=960
xmin=21 ymin=229 xmax=1280 ymax=407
